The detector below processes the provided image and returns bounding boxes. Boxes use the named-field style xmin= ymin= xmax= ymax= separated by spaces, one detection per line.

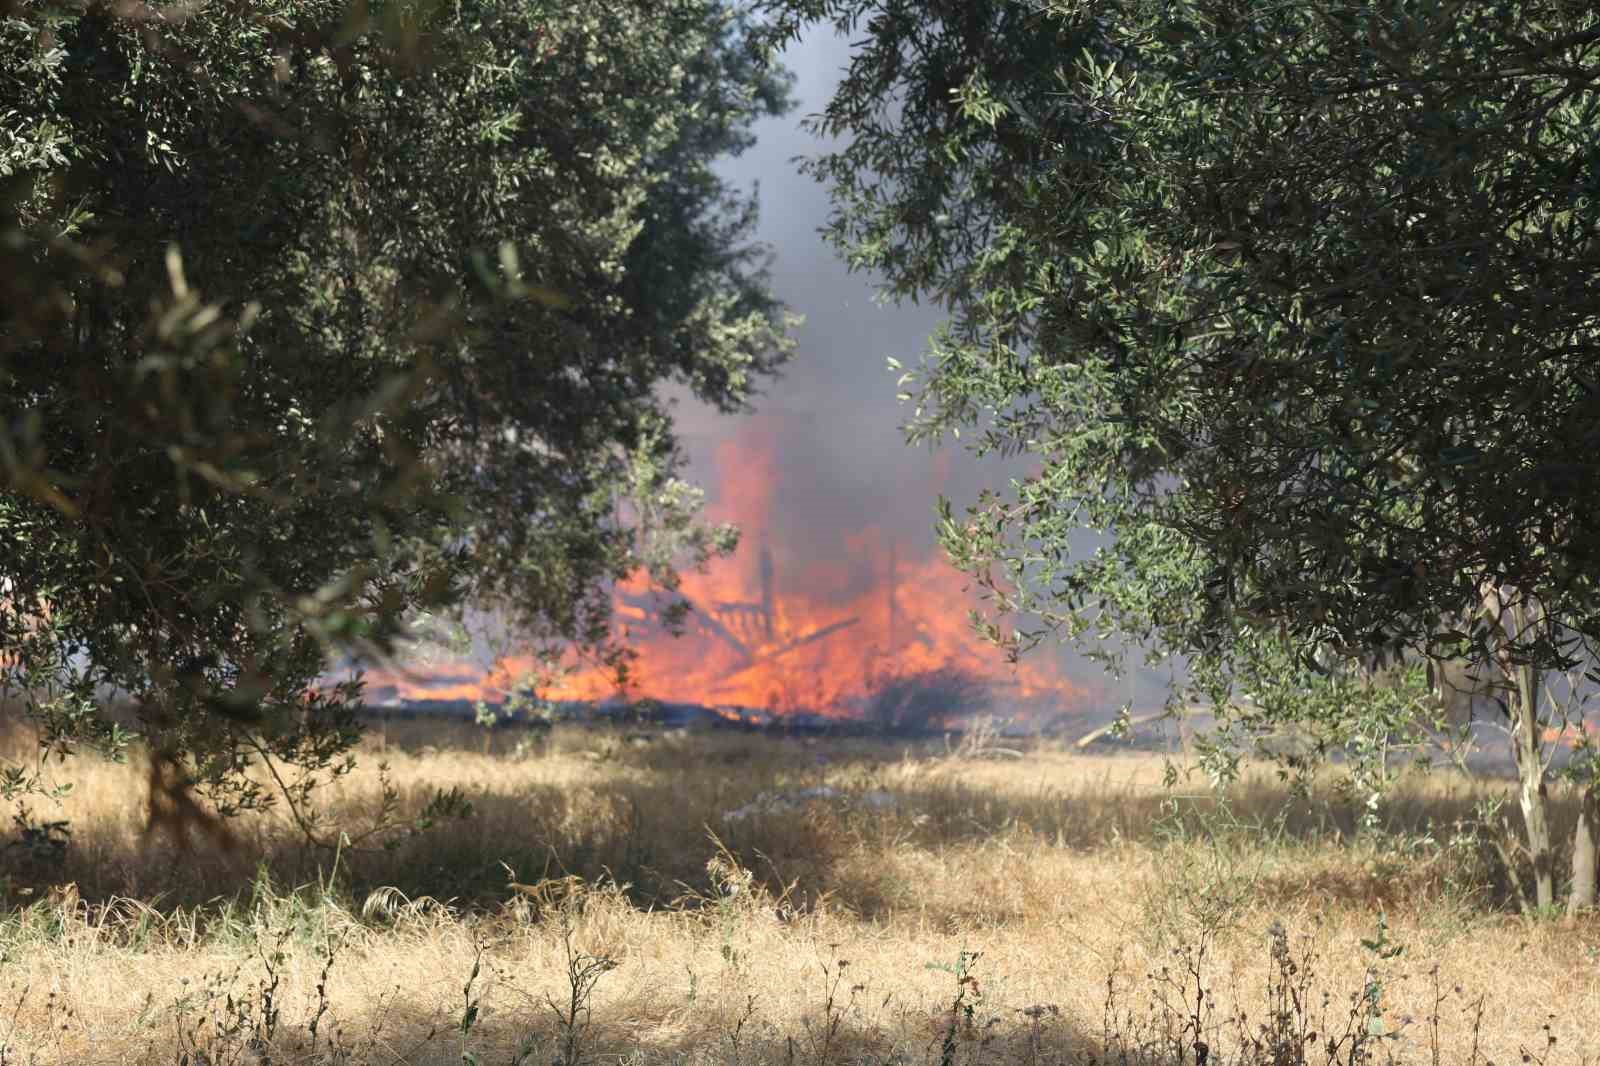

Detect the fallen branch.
xmin=1075 ymin=710 xmax=1187 ymax=751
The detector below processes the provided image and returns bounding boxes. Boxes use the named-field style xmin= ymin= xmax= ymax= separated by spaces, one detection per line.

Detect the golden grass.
xmin=0 ymin=721 xmax=1596 ymax=1064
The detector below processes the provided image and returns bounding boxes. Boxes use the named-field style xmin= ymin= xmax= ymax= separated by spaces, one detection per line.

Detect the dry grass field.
xmin=0 ymin=718 xmax=1596 ymax=1065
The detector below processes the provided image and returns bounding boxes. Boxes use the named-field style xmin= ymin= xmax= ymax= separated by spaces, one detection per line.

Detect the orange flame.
xmin=1542 ymin=721 xmax=1600 ymax=749
xmin=370 ymin=422 xmax=1098 ymax=718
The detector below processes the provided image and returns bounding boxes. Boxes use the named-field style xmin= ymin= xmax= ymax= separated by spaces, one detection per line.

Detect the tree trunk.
xmin=1508 ymin=666 xmax=1555 ymax=910
xmin=1496 ymin=596 xmax=1556 ymax=912
xmin=1569 ymin=784 xmax=1599 ymax=919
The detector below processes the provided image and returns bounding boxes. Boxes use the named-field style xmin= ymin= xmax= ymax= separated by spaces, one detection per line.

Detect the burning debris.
xmin=615 ymin=544 xmax=865 ymax=695
xmin=364 ymin=427 xmax=1097 ymax=723
xmin=863 ymin=666 xmax=993 ymax=733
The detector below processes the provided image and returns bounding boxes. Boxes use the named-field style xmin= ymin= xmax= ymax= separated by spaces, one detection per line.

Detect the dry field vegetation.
xmin=0 ymin=717 xmax=1597 ymax=1065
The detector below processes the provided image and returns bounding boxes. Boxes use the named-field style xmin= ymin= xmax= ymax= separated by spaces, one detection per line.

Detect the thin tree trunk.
xmin=1569 ymin=784 xmax=1599 ymax=919
xmin=1508 ymin=660 xmax=1555 ymax=910
xmin=1492 ymin=594 xmax=1556 ymax=913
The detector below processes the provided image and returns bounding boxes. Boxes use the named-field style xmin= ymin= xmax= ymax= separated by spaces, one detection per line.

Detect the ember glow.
xmin=1544 ymin=721 xmax=1600 ymax=748
xmin=370 ymin=422 xmax=1098 ymax=718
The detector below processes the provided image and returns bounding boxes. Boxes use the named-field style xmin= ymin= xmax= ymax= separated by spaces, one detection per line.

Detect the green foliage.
xmin=1 ymin=0 xmax=793 ymax=806
xmin=771 ymin=0 xmax=1600 ymax=776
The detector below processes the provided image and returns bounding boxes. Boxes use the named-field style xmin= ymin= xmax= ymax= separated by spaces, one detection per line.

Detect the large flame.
xmin=370 ymin=422 xmax=1098 ymax=718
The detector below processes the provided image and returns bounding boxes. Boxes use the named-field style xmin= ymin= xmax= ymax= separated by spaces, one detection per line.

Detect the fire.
xmin=370 ymin=422 xmax=1098 ymax=718
xmin=1542 ymin=720 xmax=1600 ymax=749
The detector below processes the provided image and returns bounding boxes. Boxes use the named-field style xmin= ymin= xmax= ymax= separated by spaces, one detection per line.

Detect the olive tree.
xmin=769 ymin=0 xmax=1600 ymax=912
xmin=0 ymin=0 xmax=793 ymax=835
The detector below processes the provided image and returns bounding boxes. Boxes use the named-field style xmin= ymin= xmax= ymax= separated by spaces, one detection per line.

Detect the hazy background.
xmin=370 ymin=25 xmax=1175 ymax=721
xmin=656 ymin=26 xmax=1174 ymax=715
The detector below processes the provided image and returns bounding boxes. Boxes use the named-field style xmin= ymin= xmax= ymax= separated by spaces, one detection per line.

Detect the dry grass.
xmin=0 ymin=720 xmax=1596 ymax=1064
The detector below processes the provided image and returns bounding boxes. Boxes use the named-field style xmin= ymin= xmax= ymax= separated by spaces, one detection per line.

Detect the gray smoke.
xmin=671 ymin=27 xmax=1172 ymax=718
